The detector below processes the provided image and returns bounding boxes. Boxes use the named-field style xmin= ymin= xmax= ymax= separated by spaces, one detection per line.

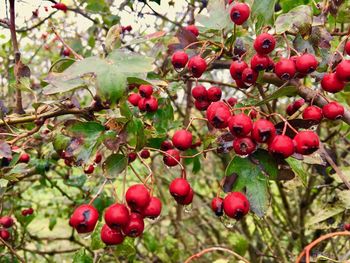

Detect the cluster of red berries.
xmin=191 ymin=85 xmax=222 ymax=111
xmin=128 ymin=85 xmax=159 ymax=113
xmin=171 ymin=50 xmax=208 ymax=79
xmin=21 ymin=207 xmax=34 ymax=216
xmin=211 ymin=192 xmax=249 ymax=220
xmin=0 ymin=216 xmax=14 ymax=241
xmin=69 ymin=184 xmax=161 ymax=245
xmin=60 ymin=151 xmax=102 ymax=175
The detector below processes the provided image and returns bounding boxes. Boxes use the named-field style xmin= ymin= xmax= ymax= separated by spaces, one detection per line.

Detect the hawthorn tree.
xmin=1 ymin=0 xmax=350 ymax=262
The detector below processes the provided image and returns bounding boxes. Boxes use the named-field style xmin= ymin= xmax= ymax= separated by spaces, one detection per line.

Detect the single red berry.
xmin=211 ymin=197 xmax=224 ymax=217
xmin=62 ymin=48 xmax=70 ymax=57
xmin=192 ymin=85 xmax=208 ymax=101
xmin=187 ymin=56 xmax=207 ymax=78
xmin=268 ymin=135 xmax=295 ymax=158
xmin=345 ymin=41 xmax=350 ymax=56
xmin=295 ymin=53 xmax=318 ymax=74
xmin=294 ymin=131 xmax=320 ymax=155
xmin=101 ymin=224 xmax=125 ymax=245
xmin=163 ymin=149 xmax=181 ymax=167
xmin=94 ymin=152 xmax=102 ymax=164
xmin=344 ymin=223 xmax=350 ymax=231
xmin=176 ymin=187 xmax=194 ymax=205
xmin=303 ymin=106 xmax=323 ymax=122
xmin=0 ymin=216 xmax=14 ymax=228
xmin=252 ymin=119 xmax=276 ymax=143
xmin=254 ymin=33 xmax=276 ymax=54
xmin=286 ymin=104 xmax=296 ymax=116
xmin=128 ymin=93 xmax=141 ymax=106
xmin=169 ymin=178 xmax=190 ymax=199
xmin=104 ymin=203 xmax=130 ymax=229
xmin=84 ymin=164 xmax=94 ymax=174
xmin=206 ymin=102 xmax=231 ymax=129
xmin=160 ymin=141 xmax=174 ymax=151
xmin=143 ymin=96 xmax=158 ymax=112
xmin=69 ymin=204 xmax=99 ymax=233
xmin=194 ymin=100 xmax=211 ymax=111
xmin=242 ymin=68 xmax=258 ymax=84
xmin=230 ymin=3 xmax=250 ymax=25
xmin=275 ymin=58 xmax=296 ymax=80
xmin=19 ymin=153 xmax=30 ymax=163
xmin=172 ymin=129 xmax=193 ymax=151
xmin=172 ymin=51 xmax=189 ymax=69
xmin=125 ymin=184 xmax=151 ymax=212
xmin=0 ymin=229 xmax=10 ymax=241
xmin=140 ymin=149 xmax=150 ymax=159
xmin=293 ymin=99 xmax=305 ymax=111
xmin=230 ymin=60 xmax=248 ymax=80
xmin=223 ymin=192 xmax=250 ymax=220
xmin=322 ymin=102 xmax=345 ymax=120
xmin=249 ymin=110 xmax=258 ymax=119
xmin=207 ymin=86 xmax=222 ymax=102
xmin=227 ymin=97 xmax=238 ymax=106
xmin=233 ymin=137 xmax=257 ymax=156
xmin=321 ymin=73 xmax=345 ymax=93
xmin=250 ymin=54 xmax=269 ymax=71
xmin=228 ymin=114 xmax=253 ymax=137
xmin=142 ymin=197 xmax=162 ymax=219
xmin=124 ymin=25 xmax=132 ymax=32
xmin=122 ymin=213 xmax=144 ymax=237
xmin=139 ymin=85 xmax=153 ymax=98
xmin=52 ymin=3 xmax=68 ymax=12
xmin=335 ymin=60 xmax=350 ymax=82
xmin=128 ymin=152 xmax=137 ymax=163
xmin=184 ymin=25 xmax=199 ymax=36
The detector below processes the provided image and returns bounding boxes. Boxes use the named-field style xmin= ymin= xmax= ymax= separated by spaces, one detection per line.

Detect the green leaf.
xmin=105 ymin=25 xmax=122 ymax=51
xmin=255 ymin=86 xmax=297 ymax=106
xmin=73 ymin=248 xmax=93 ymax=263
xmin=285 ymin=157 xmax=308 ymax=186
xmin=127 ymin=119 xmax=146 ymax=150
xmin=52 ymin=133 xmax=71 ymax=153
xmin=103 ymin=154 xmax=127 ymax=177
xmin=107 ymin=50 xmax=154 ymax=73
xmin=114 ymin=237 xmax=136 ymax=261
xmin=49 ymin=58 xmax=76 ymax=73
xmin=196 ymin=0 xmax=232 ymax=30
xmin=49 ymin=217 xmax=57 ymax=231
xmin=91 ymin=222 xmax=104 ymax=250
xmin=120 ymin=100 xmax=133 ymax=120
xmin=251 ymin=0 xmax=276 ymax=34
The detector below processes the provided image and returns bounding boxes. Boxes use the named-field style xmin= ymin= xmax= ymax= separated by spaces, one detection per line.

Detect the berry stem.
xmin=185 ymin=117 xmax=208 ymax=131
xmin=184 ymin=246 xmax=249 ymax=263
xmin=180 ymin=147 xmax=217 ymax=159
xmin=88 ymin=179 xmax=108 ymax=205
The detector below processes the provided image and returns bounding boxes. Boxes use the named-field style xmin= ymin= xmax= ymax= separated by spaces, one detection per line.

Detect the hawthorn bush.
xmin=1 ymin=0 xmax=350 ymax=262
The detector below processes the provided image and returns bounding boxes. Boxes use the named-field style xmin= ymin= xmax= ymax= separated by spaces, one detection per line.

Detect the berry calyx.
xmin=207 ymin=86 xmax=222 ymax=102
xmin=254 ymin=33 xmax=276 ymax=54
xmin=268 ymin=135 xmax=295 ymax=158
xmin=230 ymin=3 xmax=250 ymax=25
xmin=223 ymin=192 xmax=250 ymax=220
xmin=101 ymin=224 xmax=125 ymax=245
xmin=184 ymin=25 xmax=199 ymax=37
xmin=295 ymin=53 xmax=318 ymax=74
xmin=294 ymin=131 xmax=320 ymax=155
xmin=303 ymin=106 xmax=323 ymax=122
xmin=122 ymin=213 xmax=144 ymax=237
xmin=250 ymin=54 xmax=269 ymax=71
xmin=169 ymin=178 xmax=191 ymax=199
xmin=335 ymin=60 xmax=350 ymax=82
xmin=139 ymin=85 xmax=153 ymax=98
xmin=230 ymin=60 xmax=248 ymax=80
xmin=252 ymin=119 xmax=276 ymax=143
xmin=69 ymin=204 xmax=99 ymax=233
xmin=242 ymin=68 xmax=258 ymax=84
xmin=275 ymin=58 xmax=296 ymax=80
xmin=233 ymin=137 xmax=257 ymax=156
xmin=322 ymin=102 xmax=345 ymax=120
xmin=187 ymin=56 xmax=207 ymax=78
xmin=125 ymin=184 xmax=151 ymax=212
xmin=211 ymin=197 xmax=224 ymax=216
xmin=142 ymin=197 xmax=162 ymax=219
xmin=228 ymin=114 xmax=253 ymax=137
xmin=163 ymin=149 xmax=181 ymax=167
xmin=0 ymin=216 xmax=14 ymax=228
xmin=172 ymin=129 xmax=193 ymax=151
xmin=171 ymin=51 xmax=189 ymax=69
xmin=321 ymin=73 xmax=345 ymax=93
xmin=140 ymin=149 xmax=150 ymax=159
xmin=104 ymin=203 xmax=130 ymax=229
xmin=206 ymin=102 xmax=231 ymax=129
xmin=191 ymin=85 xmax=208 ymax=101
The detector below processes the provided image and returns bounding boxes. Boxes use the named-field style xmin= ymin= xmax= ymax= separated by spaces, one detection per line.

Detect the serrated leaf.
xmin=285 ymin=157 xmax=308 ymax=186
xmin=97 ymin=67 xmax=127 ymax=104
xmin=114 ymin=237 xmax=136 ymax=260
xmin=251 ymin=0 xmax=276 ymax=34
xmin=103 ymin=154 xmax=127 ymax=177
xmin=196 ymin=0 xmax=232 ymax=30
xmin=73 ymin=248 xmax=93 ymax=263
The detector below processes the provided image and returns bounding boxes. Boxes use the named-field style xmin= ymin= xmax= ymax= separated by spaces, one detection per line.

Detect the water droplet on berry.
xmin=78 ymin=232 xmax=91 ymax=239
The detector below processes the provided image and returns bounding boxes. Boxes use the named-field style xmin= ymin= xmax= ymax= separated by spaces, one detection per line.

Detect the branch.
xmin=0 ymin=237 xmax=25 ymax=263
xmin=184 ymin=246 xmax=250 ymax=263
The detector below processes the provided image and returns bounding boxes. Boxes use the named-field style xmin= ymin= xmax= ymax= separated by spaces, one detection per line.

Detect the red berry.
xmin=252 ymin=119 xmax=276 ymax=143
xmin=139 ymin=85 xmax=153 ymax=98
xmin=122 ymin=213 xmax=144 ymax=237
xmin=169 ymin=178 xmax=190 ymax=199
xmin=101 ymin=224 xmax=125 ymax=245
xmin=228 ymin=114 xmax=253 ymax=137
xmin=275 ymin=58 xmax=296 ymax=80
xmin=345 ymin=41 xmax=350 ymax=56
xmin=0 ymin=216 xmax=14 ymax=228
xmin=293 ymin=99 xmax=305 ymax=111
xmin=268 ymin=135 xmax=295 ymax=158
xmin=69 ymin=204 xmax=99 ymax=233
xmin=227 ymin=97 xmax=238 ymax=106
xmin=286 ymin=104 xmax=295 ymax=116
xmin=142 ymin=197 xmax=162 ymax=219
xmin=230 ymin=3 xmax=250 ymax=25
xmin=335 ymin=60 xmax=350 ymax=82
xmin=172 ymin=51 xmax=189 ymax=69
xmin=296 ymin=53 xmax=318 ymax=74
xmin=207 ymin=86 xmax=222 ymax=102
xmin=321 ymin=73 xmax=345 ymax=93
xmin=62 ymin=48 xmax=70 ymax=57
xmin=250 ymin=54 xmax=269 ymax=71
xmin=176 ymin=187 xmax=194 ymax=205
xmin=206 ymin=102 xmax=231 ymax=129
xmin=141 ymin=96 xmax=158 ymax=112
xmin=230 ymin=60 xmax=248 ymax=80
xmin=160 ymin=141 xmax=173 ymax=151
xmin=125 ymin=184 xmax=151 ymax=212
xmin=184 ymin=25 xmax=199 ymax=36
xmin=191 ymin=85 xmax=208 ymax=101
xmin=235 ymin=79 xmax=249 ymax=89
xmin=188 ymin=56 xmax=207 ymax=78
xmin=163 ymin=149 xmax=181 ymax=167
xmin=322 ymin=102 xmax=345 ymax=120
xmin=345 ymin=223 xmax=350 ymax=231
xmin=104 ymin=203 xmax=130 ymax=229
xmin=0 ymin=229 xmax=10 ymax=241
xmin=84 ymin=164 xmax=94 ymax=174
xmin=254 ymin=33 xmax=276 ymax=54
xmin=233 ymin=137 xmax=257 ymax=156
xmin=94 ymin=152 xmax=102 ymax=164
xmin=242 ymin=68 xmax=258 ymax=84
xmin=249 ymin=110 xmax=258 ymax=119
xmin=223 ymin=192 xmax=250 ymax=220
xmin=140 ymin=149 xmax=150 ymax=159
xmin=27 ymin=208 xmax=34 ymax=215
xmin=52 ymin=3 xmax=68 ymax=12
xmin=128 ymin=152 xmax=137 ymax=163
xmin=294 ymin=131 xmax=319 ymax=155
xmin=194 ymin=100 xmax=211 ymax=111
xmin=303 ymin=106 xmax=323 ymax=122
xmin=172 ymin=129 xmax=193 ymax=151
xmin=19 ymin=153 xmax=30 ymax=163
xmin=211 ymin=197 xmax=224 ymax=216
xmin=128 ymin=93 xmax=141 ymax=106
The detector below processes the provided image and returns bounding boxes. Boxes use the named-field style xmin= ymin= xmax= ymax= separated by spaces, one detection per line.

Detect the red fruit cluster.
xmin=128 ymin=85 xmax=158 ymax=113
xmin=301 ymin=101 xmax=344 ymax=122
xmin=171 ymin=50 xmax=207 ymax=78
xmin=212 ymin=192 xmax=250 ymax=220
xmin=21 ymin=208 xmax=34 ymax=216
xmin=192 ymin=85 xmax=222 ymax=111
xmin=169 ymin=178 xmax=194 ymax=205
xmin=0 ymin=216 xmax=14 ymax=241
